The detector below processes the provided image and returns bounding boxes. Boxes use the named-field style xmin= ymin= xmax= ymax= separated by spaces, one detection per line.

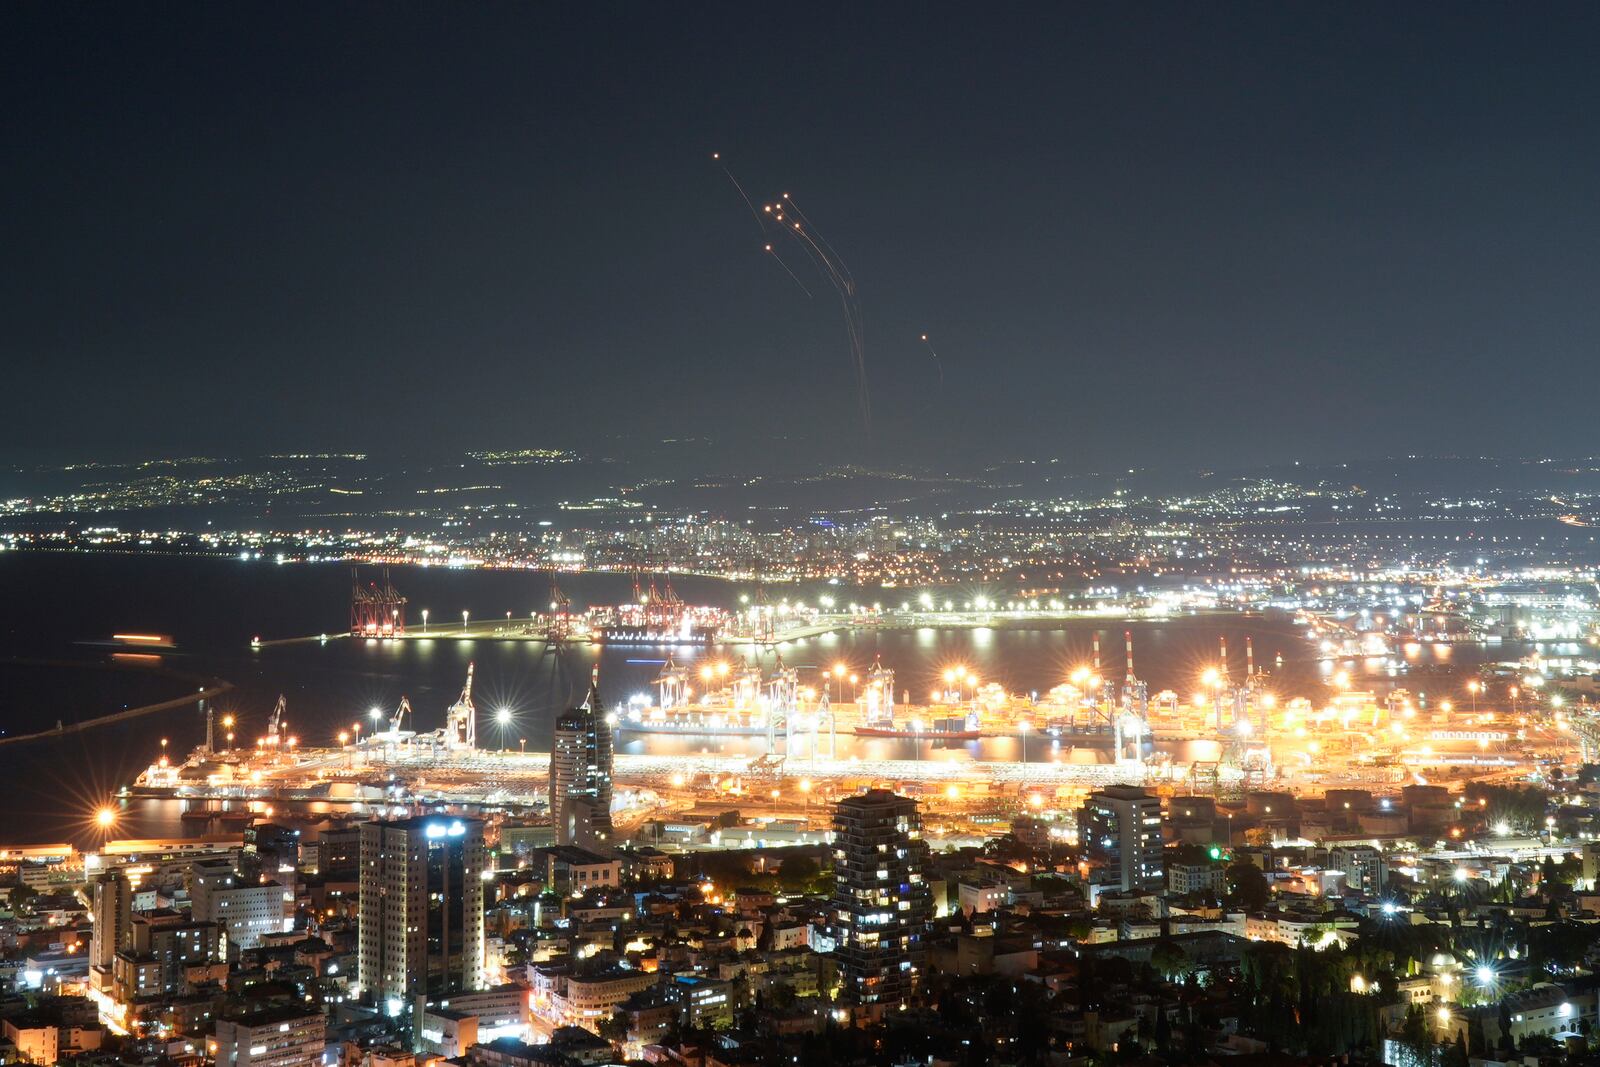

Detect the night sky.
xmin=5 ymin=5 xmax=1599 ymax=469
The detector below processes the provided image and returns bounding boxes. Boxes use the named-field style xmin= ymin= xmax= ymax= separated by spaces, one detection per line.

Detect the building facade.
xmin=191 ymin=863 xmax=287 ymax=951
xmin=550 ymin=673 xmax=614 ymax=847
xmin=212 ymin=1006 xmax=325 ymax=1067
xmin=89 ymin=872 xmax=132 ymax=993
xmin=1079 ymin=785 xmax=1165 ymax=892
xmin=358 ymin=816 xmax=487 ymax=1007
xmin=828 ymin=790 xmax=932 ymax=1022
xmin=112 ymin=911 xmax=223 ymax=1005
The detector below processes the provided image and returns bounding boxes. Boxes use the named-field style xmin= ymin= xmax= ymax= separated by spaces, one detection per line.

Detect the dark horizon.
xmin=6 ymin=4 xmax=1599 ymax=469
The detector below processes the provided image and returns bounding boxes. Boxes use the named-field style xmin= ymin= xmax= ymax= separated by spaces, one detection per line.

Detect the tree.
xmin=1150 ymin=939 xmax=1192 ymax=981
xmin=597 ymin=1010 xmax=628 ymax=1044
xmin=1227 ymin=861 xmax=1271 ymax=912
xmin=1154 ymin=1006 xmax=1172 ymax=1052
xmin=1395 ymin=1004 xmax=1438 ymax=1067
xmin=778 ymin=853 xmax=821 ymax=890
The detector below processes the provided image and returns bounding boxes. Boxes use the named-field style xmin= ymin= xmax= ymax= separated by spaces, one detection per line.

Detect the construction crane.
xmin=547 ymin=571 xmax=572 ymax=643
xmin=1116 ymin=631 xmax=1149 ymax=765
xmin=350 ymin=565 xmax=407 ymax=638
xmin=390 ymin=696 xmax=412 ymax=734
xmin=267 ymin=695 xmax=287 ymax=747
xmin=445 ymin=663 xmax=476 ymax=749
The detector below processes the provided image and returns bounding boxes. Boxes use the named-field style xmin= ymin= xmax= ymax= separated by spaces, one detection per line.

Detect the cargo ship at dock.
xmin=590 ymin=576 xmax=726 ymax=646
xmin=853 ymin=713 xmax=981 ymax=741
xmin=618 ymin=658 xmax=780 ymax=736
xmin=620 ymin=657 xmax=989 ymax=742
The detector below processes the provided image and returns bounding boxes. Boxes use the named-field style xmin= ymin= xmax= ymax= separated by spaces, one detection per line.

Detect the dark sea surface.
xmin=0 ymin=552 xmax=1535 ymax=846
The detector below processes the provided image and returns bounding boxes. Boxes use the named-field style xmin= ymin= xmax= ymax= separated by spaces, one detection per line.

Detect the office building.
xmin=212 ymin=1005 xmax=325 ymax=1067
xmin=550 ymin=672 xmax=614 ymax=847
xmin=191 ymin=861 xmax=287 ymax=950
xmin=89 ymin=872 xmax=132 ymax=993
xmin=358 ymin=816 xmax=487 ymax=1007
xmin=828 ymin=790 xmax=932 ymax=1022
xmin=1079 ymin=785 xmax=1165 ymax=892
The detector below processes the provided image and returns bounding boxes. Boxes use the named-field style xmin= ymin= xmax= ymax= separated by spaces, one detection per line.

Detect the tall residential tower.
xmin=357 ymin=816 xmax=487 ymax=1009
xmin=828 ymin=790 xmax=932 ymax=1022
xmin=89 ymin=871 xmax=132 ymax=993
xmin=1078 ymin=784 xmax=1165 ymax=893
xmin=550 ymin=670 xmax=614 ymax=847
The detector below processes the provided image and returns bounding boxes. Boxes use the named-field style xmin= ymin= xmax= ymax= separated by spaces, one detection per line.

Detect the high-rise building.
xmin=358 ymin=816 xmax=486 ymax=1009
xmin=1078 ymin=784 xmax=1165 ymax=892
xmin=89 ymin=872 xmax=132 ymax=993
xmin=213 ymin=1005 xmax=325 ymax=1067
xmin=550 ymin=672 xmax=614 ymax=847
xmin=828 ymin=790 xmax=932 ymax=1022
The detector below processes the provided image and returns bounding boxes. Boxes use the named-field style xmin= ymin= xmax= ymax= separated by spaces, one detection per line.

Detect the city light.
xmin=19 ymin=17 xmax=1600 ymax=1061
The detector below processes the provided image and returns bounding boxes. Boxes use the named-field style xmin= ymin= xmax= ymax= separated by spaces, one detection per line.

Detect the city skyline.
xmin=6 ymin=6 xmax=1600 ymax=1066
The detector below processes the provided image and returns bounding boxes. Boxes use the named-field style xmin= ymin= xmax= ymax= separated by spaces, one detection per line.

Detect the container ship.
xmin=853 ymin=713 xmax=981 ymax=740
xmin=617 ymin=659 xmax=776 ymax=736
xmin=590 ymin=577 xmax=726 ymax=646
xmin=617 ymin=657 xmax=989 ymax=741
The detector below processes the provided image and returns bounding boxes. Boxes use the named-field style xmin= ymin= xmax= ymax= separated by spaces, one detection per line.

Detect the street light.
xmin=496 ymin=708 xmax=512 ymax=752
xmin=462 ymin=610 xmax=469 ymax=631
xmin=422 ymin=608 xmax=429 ymax=633
xmin=1019 ymin=719 xmax=1030 ymax=765
xmin=1467 ymin=679 xmax=1480 ymax=715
